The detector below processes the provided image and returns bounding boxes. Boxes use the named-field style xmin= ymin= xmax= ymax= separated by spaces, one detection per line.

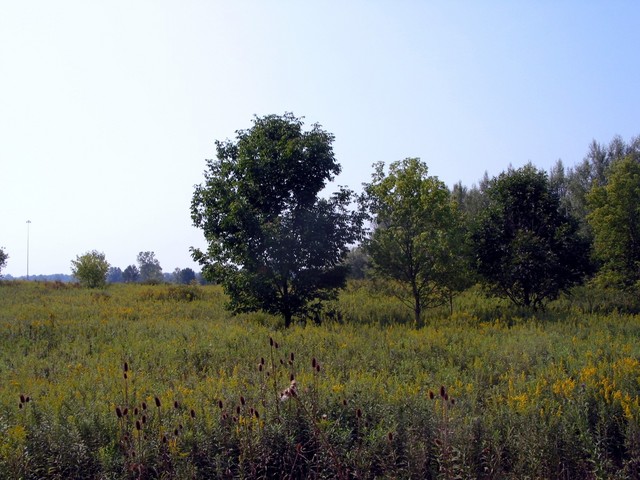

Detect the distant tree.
xmin=344 ymin=247 xmax=369 ymax=280
xmin=175 ymin=267 xmax=196 ymax=285
xmin=564 ymin=134 xmax=640 ymax=237
xmin=451 ymin=172 xmax=490 ymax=224
xmin=71 ymin=250 xmax=110 ymax=289
xmin=122 ymin=265 xmax=140 ymax=283
xmin=137 ymin=251 xmax=163 ymax=284
xmin=472 ymin=164 xmax=590 ymax=309
xmin=191 ymin=113 xmax=365 ymax=327
xmin=107 ymin=267 xmax=123 ymax=283
xmin=587 ymin=156 xmax=640 ymax=290
xmin=0 ymin=247 xmax=8 ymax=277
xmin=362 ymin=158 xmax=468 ymax=326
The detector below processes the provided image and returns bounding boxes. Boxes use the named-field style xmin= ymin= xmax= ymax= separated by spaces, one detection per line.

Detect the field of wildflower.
xmin=1 ymin=280 xmax=639 ymax=479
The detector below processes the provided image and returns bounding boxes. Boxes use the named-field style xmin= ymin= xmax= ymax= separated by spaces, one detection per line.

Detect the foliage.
xmin=107 ymin=266 xmax=123 ymax=283
xmin=191 ymin=113 xmax=366 ymax=327
xmin=0 ymin=247 xmax=7 ymax=277
xmin=587 ymin=156 xmax=640 ymax=290
xmin=137 ymin=251 xmax=163 ymax=284
xmin=362 ymin=158 xmax=471 ymax=326
xmin=122 ymin=264 xmax=139 ymax=283
xmin=472 ymin=164 xmax=590 ymax=309
xmin=174 ymin=267 xmax=196 ymax=285
xmin=70 ymin=250 xmax=110 ymax=289
xmin=1 ymin=282 xmax=640 ymax=478
xmin=344 ymin=247 xmax=369 ymax=280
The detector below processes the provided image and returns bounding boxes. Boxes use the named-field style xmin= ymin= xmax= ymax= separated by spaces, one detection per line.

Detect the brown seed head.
xmin=136 ymin=420 xmax=141 ymax=431
xmin=388 ymin=431 xmax=394 ymax=442
xmin=356 ymin=408 xmax=362 ymax=418
xmin=429 ymin=391 xmax=435 ymax=400
xmin=190 ymin=409 xmax=196 ymax=419
xmin=312 ymin=358 xmax=317 ymax=368
xmin=269 ymin=337 xmax=274 ymax=347
xmin=240 ymin=395 xmax=246 ymax=406
xmin=20 ymin=394 xmax=26 ymax=404
xmin=440 ymin=385 xmax=446 ymax=398
xmin=290 ymin=352 xmax=295 ymax=362
xmin=218 ymin=399 xmax=223 ymax=409
xmin=155 ymin=397 xmax=161 ymax=408
xmin=124 ymin=362 xmax=128 ymax=372
xmin=174 ymin=400 xmax=179 ymax=409
xmin=116 ymin=406 xmax=123 ymax=418
xmin=142 ymin=401 xmax=147 ymax=410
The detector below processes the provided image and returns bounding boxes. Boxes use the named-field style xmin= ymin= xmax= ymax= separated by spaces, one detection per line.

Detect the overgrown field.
xmin=1 ymin=281 xmax=639 ymax=479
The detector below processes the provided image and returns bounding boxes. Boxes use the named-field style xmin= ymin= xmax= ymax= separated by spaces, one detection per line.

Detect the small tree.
xmin=191 ymin=113 xmax=365 ymax=327
xmin=472 ymin=164 xmax=590 ymax=309
xmin=362 ymin=158 xmax=468 ymax=326
xmin=0 ymin=247 xmax=8 ymax=277
xmin=587 ymin=156 xmax=640 ymax=290
xmin=137 ymin=251 xmax=163 ymax=284
xmin=122 ymin=265 xmax=140 ymax=283
xmin=71 ymin=250 xmax=110 ymax=288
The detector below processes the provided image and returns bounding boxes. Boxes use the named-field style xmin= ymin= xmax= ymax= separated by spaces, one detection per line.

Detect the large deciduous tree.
xmin=362 ymin=158 xmax=469 ymax=327
xmin=191 ymin=113 xmax=365 ymax=327
xmin=71 ymin=250 xmax=110 ymax=289
xmin=472 ymin=164 xmax=590 ymax=309
xmin=587 ymin=156 xmax=640 ymax=290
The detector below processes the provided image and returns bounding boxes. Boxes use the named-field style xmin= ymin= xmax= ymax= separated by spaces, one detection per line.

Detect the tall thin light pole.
xmin=26 ymin=220 xmax=31 ymax=280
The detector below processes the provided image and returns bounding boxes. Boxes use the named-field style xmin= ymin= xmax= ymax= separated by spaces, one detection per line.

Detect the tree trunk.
xmin=412 ymin=280 xmax=423 ymax=328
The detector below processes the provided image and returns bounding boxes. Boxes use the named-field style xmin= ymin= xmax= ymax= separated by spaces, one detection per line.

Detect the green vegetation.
xmin=472 ymin=164 xmax=590 ymax=309
xmin=362 ymin=158 xmax=470 ymax=326
xmin=588 ymin=156 xmax=640 ymax=290
xmin=71 ymin=250 xmax=110 ymax=289
xmin=191 ymin=113 xmax=365 ymax=328
xmin=1 ymin=281 xmax=640 ymax=478
xmin=0 ymin=247 xmax=7 ymax=277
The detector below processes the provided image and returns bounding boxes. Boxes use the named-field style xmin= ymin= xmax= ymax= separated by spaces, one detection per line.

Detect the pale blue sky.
xmin=1 ymin=1 xmax=639 ymax=277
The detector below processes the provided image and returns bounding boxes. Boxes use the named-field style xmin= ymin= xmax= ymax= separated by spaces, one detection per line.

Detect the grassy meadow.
xmin=1 ymin=280 xmax=640 ymax=479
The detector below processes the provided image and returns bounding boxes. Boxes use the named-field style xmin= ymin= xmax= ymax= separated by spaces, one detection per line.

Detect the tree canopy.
xmin=71 ymin=250 xmax=110 ymax=289
xmin=587 ymin=156 xmax=640 ymax=290
xmin=362 ymin=158 xmax=470 ymax=326
xmin=471 ymin=164 xmax=590 ymax=309
xmin=137 ymin=251 xmax=163 ymax=284
xmin=191 ymin=113 xmax=365 ymax=327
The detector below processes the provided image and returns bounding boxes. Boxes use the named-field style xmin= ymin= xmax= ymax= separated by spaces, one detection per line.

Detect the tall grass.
xmin=0 ymin=280 xmax=639 ymax=478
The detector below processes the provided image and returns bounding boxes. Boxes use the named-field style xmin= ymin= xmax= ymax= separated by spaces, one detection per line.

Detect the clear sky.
xmin=1 ymin=1 xmax=639 ymax=277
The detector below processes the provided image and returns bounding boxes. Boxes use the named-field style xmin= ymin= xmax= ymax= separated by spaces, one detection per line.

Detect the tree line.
xmin=191 ymin=113 xmax=640 ymax=327
xmin=3 ymin=113 xmax=637 ymax=327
